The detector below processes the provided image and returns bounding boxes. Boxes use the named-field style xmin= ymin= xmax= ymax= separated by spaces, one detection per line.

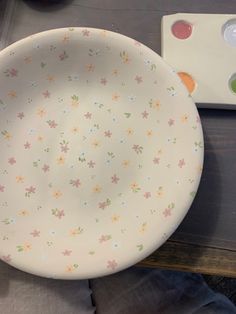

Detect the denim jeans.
xmin=0 ymin=259 xmax=235 ymax=314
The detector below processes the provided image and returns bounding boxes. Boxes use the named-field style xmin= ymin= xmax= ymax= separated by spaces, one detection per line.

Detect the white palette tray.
xmin=162 ymin=13 xmax=236 ymax=109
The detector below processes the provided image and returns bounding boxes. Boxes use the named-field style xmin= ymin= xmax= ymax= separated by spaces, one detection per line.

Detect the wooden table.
xmin=1 ymin=0 xmax=236 ymax=277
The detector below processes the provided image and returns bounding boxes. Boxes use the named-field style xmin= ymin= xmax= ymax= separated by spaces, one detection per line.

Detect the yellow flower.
xmin=130 ymin=182 xmax=140 ymax=193
xmin=122 ymin=160 xmax=130 ymax=167
xmin=181 ymin=114 xmax=188 ymax=123
xmin=150 ymin=100 xmax=160 ymax=109
xmin=24 ymin=56 xmax=32 ymax=64
xmin=8 ymin=90 xmax=17 ymax=98
xmin=57 ymin=155 xmax=65 ymax=165
xmin=62 ymin=35 xmax=70 ymax=42
xmin=111 ymin=214 xmax=120 ymax=222
xmin=71 ymin=126 xmax=79 ymax=134
xmin=100 ymin=30 xmax=107 ymax=37
xmin=66 ymin=265 xmax=74 ymax=272
xmin=93 ymin=185 xmax=102 ymax=193
xmin=37 ymin=108 xmax=46 ymax=117
xmin=16 ymin=176 xmax=24 ymax=183
xmin=53 ymin=190 xmax=62 ymax=199
xmin=196 ymin=165 xmax=203 ymax=174
xmin=112 ymin=69 xmax=118 ymax=75
xmin=146 ymin=130 xmax=153 ymax=137
xmin=3 ymin=131 xmax=12 ymax=140
xmin=46 ymin=75 xmax=55 ymax=82
xmin=92 ymin=140 xmax=100 ymax=148
xmin=86 ymin=63 xmax=95 ymax=72
xmin=112 ymin=93 xmax=120 ymax=101
xmin=18 ymin=209 xmax=29 ymax=216
xmin=23 ymin=243 xmax=31 ymax=251
xmin=126 ymin=128 xmax=134 ymax=136
xmin=139 ymin=222 xmax=147 ymax=234
xmin=37 ymin=135 xmax=44 ymax=142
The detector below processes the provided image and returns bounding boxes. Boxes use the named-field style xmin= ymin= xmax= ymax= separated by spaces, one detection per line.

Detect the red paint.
xmin=171 ymin=20 xmax=192 ymax=39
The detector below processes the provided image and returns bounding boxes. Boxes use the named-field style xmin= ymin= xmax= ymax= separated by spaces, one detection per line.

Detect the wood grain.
xmin=138 ymin=240 xmax=236 ymax=278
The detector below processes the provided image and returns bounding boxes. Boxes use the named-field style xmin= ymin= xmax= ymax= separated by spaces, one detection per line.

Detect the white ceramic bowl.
xmin=0 ymin=28 xmax=203 ymax=279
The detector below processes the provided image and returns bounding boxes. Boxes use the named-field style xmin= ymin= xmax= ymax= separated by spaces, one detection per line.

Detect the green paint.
xmin=230 ymin=78 xmax=236 ymax=93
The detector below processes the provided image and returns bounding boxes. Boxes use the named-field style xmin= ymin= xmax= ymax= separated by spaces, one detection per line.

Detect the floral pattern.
xmin=0 ymin=28 xmax=203 ymax=279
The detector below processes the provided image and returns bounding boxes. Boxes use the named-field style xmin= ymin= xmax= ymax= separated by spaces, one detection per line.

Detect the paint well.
xmin=171 ymin=20 xmax=192 ymax=39
xmin=229 ymin=73 xmax=236 ymax=94
xmin=222 ymin=19 xmax=236 ymax=47
xmin=178 ymin=72 xmax=196 ymax=94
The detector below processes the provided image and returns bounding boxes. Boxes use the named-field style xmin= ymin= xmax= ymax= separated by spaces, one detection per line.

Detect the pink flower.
xmin=141 ymin=111 xmax=149 ymax=119
xmin=24 ymin=142 xmax=31 ymax=149
xmin=62 ymin=249 xmax=72 ymax=256
xmin=1 ymin=254 xmax=11 ymax=263
xmin=99 ymin=235 xmax=106 ymax=243
xmin=10 ymin=68 xmax=18 ymax=77
xmin=168 ymin=119 xmax=175 ymax=126
xmin=87 ymin=160 xmax=95 ymax=168
xmin=99 ymin=235 xmax=111 ymax=243
xmin=163 ymin=208 xmax=172 ymax=217
xmin=82 ymin=29 xmax=90 ymax=36
xmin=25 ymin=186 xmax=36 ymax=194
xmin=59 ymin=51 xmax=68 ymax=60
xmin=0 ymin=185 xmax=5 ymax=192
xmin=60 ymin=144 xmax=69 ymax=153
xmin=84 ymin=112 xmax=92 ymax=119
xmin=70 ymin=179 xmax=81 ymax=188
xmin=111 ymin=174 xmax=119 ymax=184
xmin=100 ymin=78 xmax=107 ymax=85
xmin=17 ymin=112 xmax=24 ymax=119
xmin=196 ymin=116 xmax=200 ymax=123
xmin=178 ymin=159 xmax=185 ymax=168
xmin=153 ymin=157 xmax=160 ymax=164
xmin=99 ymin=202 xmax=106 ymax=210
xmin=47 ymin=120 xmax=58 ymax=128
xmin=42 ymin=164 xmax=50 ymax=172
xmin=143 ymin=192 xmax=151 ymax=199
xmin=104 ymin=130 xmax=112 ymax=138
xmin=107 ymin=259 xmax=118 ymax=270
xmin=135 ymin=75 xmax=143 ymax=84
xmin=30 ymin=229 xmax=40 ymax=237
xmin=8 ymin=157 xmax=16 ymax=165
xmin=42 ymin=90 xmax=50 ymax=98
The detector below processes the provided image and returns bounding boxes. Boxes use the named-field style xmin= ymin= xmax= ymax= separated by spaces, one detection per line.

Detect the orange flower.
xmin=92 ymin=140 xmax=100 ymax=148
xmin=37 ymin=108 xmax=46 ymax=117
xmin=111 ymin=214 xmax=120 ymax=223
xmin=46 ymin=75 xmax=55 ymax=82
xmin=112 ymin=93 xmax=120 ymax=101
xmin=71 ymin=126 xmax=79 ymax=134
xmin=146 ymin=130 xmax=153 ymax=137
xmin=181 ymin=114 xmax=188 ymax=123
xmin=122 ymin=160 xmax=130 ymax=167
xmin=18 ymin=209 xmax=29 ymax=216
xmin=93 ymin=185 xmax=102 ymax=193
xmin=126 ymin=128 xmax=133 ymax=136
xmin=53 ymin=190 xmax=62 ymax=199
xmin=57 ymin=155 xmax=65 ymax=165
xmin=86 ymin=64 xmax=95 ymax=72
xmin=37 ymin=135 xmax=44 ymax=142
xmin=24 ymin=243 xmax=32 ymax=251
xmin=16 ymin=176 xmax=24 ymax=183
xmin=8 ymin=90 xmax=17 ymax=98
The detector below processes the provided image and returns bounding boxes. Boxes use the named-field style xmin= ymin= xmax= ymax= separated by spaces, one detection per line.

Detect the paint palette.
xmin=162 ymin=13 xmax=236 ymax=108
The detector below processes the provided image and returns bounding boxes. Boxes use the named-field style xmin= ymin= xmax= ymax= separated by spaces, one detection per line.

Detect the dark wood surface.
xmin=1 ymin=0 xmax=236 ymax=276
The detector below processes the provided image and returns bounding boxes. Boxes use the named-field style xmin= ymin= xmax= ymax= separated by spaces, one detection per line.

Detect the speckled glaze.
xmin=0 ymin=28 xmax=203 ymax=279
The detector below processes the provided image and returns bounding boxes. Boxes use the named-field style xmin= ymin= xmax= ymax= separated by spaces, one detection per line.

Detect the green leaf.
xmin=124 ymin=113 xmax=131 ymax=118
xmin=137 ymin=244 xmax=143 ymax=251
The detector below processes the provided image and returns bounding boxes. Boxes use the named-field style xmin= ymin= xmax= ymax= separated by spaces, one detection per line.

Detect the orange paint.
xmin=178 ymin=72 xmax=195 ymax=94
